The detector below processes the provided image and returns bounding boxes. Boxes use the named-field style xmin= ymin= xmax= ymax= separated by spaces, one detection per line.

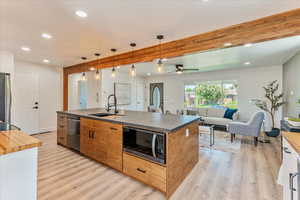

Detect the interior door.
xmin=150 ymin=83 xmax=164 ymax=113
xmin=136 ymin=83 xmax=145 ymax=111
xmin=78 ymin=80 xmax=87 ymax=109
xmin=14 ymin=74 xmax=39 ymax=135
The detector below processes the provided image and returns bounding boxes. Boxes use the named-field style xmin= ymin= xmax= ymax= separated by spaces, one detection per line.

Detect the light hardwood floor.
xmin=35 ymin=132 xmax=282 ymax=200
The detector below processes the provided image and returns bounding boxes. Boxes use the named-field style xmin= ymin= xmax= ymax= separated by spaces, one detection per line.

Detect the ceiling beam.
xmin=64 ymin=8 xmax=300 ymax=75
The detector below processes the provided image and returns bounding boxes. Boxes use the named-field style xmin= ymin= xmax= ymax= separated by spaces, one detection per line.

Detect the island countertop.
xmin=0 ymin=130 xmax=42 ymax=155
xmin=282 ymin=131 xmax=300 ymax=154
xmin=57 ymin=108 xmax=200 ymax=132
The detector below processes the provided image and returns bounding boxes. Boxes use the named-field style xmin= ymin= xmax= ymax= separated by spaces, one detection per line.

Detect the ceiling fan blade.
xmin=167 ymin=70 xmax=176 ymax=73
xmin=183 ymin=68 xmax=200 ymax=71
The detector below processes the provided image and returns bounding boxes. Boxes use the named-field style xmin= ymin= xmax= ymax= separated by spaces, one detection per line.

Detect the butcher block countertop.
xmin=282 ymin=131 xmax=300 ymax=154
xmin=0 ymin=130 xmax=42 ymax=155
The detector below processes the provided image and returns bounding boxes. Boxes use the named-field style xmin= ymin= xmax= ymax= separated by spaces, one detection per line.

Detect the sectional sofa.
xmin=184 ymin=107 xmax=239 ymax=130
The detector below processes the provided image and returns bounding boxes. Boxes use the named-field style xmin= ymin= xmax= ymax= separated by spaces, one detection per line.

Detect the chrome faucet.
xmin=106 ymin=94 xmax=118 ymax=113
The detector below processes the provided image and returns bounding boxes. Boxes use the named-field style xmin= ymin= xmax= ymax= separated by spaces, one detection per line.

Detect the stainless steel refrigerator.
xmin=0 ymin=72 xmax=12 ymax=124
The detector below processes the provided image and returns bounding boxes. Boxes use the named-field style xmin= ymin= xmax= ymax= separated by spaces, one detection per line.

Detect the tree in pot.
xmin=253 ymin=80 xmax=285 ymax=137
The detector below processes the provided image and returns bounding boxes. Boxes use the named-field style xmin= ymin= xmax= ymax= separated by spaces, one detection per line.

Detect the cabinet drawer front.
xmin=57 ymin=114 xmax=67 ymax=125
xmin=57 ymin=124 xmax=67 ymax=130
xmin=123 ymin=153 xmax=166 ymax=192
xmin=57 ymin=114 xmax=66 ymax=120
xmin=57 ymin=129 xmax=67 ymax=145
xmin=94 ymin=120 xmax=122 ymax=131
xmin=80 ymin=118 xmax=94 ymax=127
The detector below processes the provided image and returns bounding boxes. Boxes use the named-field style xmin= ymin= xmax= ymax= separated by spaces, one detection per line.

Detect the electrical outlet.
xmin=185 ymin=129 xmax=189 ymax=137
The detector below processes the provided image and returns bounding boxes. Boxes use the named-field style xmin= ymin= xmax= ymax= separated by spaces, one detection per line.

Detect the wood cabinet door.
xmin=80 ymin=118 xmax=123 ymax=170
xmin=93 ymin=125 xmax=108 ymax=163
xmin=106 ymin=123 xmax=123 ymax=171
xmin=80 ymin=122 xmax=93 ymax=157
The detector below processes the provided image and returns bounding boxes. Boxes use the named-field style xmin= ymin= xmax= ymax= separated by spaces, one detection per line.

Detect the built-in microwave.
xmin=123 ymin=126 xmax=166 ymax=164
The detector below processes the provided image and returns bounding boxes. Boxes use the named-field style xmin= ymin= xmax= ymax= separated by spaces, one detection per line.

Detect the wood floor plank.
xmin=34 ymin=132 xmax=282 ymax=200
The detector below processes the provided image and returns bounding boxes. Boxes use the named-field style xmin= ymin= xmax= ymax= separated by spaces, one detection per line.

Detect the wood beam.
xmin=63 ymin=8 xmax=300 ymax=110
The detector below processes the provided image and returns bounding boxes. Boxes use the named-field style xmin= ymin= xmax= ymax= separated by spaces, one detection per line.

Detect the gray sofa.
xmin=184 ymin=107 xmax=239 ymax=129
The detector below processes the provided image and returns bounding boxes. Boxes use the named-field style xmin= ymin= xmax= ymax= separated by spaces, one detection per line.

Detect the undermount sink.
xmin=89 ymin=113 xmax=116 ymax=117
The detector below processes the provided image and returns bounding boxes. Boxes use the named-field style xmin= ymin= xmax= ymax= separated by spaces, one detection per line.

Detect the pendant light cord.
xmin=160 ymin=39 xmax=162 ymax=60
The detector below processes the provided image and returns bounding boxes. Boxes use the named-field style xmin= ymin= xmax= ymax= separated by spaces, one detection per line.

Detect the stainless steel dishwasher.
xmin=67 ymin=115 xmax=80 ymax=151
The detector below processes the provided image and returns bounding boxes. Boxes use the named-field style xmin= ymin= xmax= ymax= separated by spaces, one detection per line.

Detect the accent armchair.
xmin=227 ymin=112 xmax=265 ymax=146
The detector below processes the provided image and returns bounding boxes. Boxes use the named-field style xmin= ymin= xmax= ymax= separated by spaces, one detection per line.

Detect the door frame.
xmin=149 ymin=83 xmax=164 ymax=113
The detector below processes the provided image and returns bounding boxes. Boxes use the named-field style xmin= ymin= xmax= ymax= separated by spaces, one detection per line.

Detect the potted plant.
xmin=253 ymin=80 xmax=285 ymax=137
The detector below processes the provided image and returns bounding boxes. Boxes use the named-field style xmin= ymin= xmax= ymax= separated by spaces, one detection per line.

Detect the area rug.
xmin=199 ymin=130 xmax=241 ymax=154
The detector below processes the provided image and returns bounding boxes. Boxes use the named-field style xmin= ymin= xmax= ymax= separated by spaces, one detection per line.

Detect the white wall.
xmin=146 ymin=65 xmax=283 ymax=125
xmin=283 ymin=51 xmax=300 ymax=118
xmin=14 ymin=60 xmax=62 ymax=132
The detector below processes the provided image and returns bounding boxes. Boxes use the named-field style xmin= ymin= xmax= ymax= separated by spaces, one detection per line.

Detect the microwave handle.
xmin=152 ymin=134 xmax=157 ymax=158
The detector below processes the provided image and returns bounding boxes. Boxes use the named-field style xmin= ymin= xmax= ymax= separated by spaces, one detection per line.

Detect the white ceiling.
xmin=0 ymin=0 xmax=299 ymax=67
xmin=114 ymin=35 xmax=300 ymax=76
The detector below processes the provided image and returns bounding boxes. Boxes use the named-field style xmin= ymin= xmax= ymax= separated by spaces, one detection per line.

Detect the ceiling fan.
xmin=167 ymin=64 xmax=200 ymax=74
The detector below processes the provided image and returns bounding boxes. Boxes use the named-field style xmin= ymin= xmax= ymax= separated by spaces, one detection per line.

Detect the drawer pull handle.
xmin=289 ymin=172 xmax=300 ymax=200
xmin=284 ymin=147 xmax=291 ymax=154
xmin=110 ymin=127 xmax=118 ymax=131
xmin=60 ymin=125 xmax=64 ymax=128
xmin=137 ymin=168 xmax=146 ymax=173
xmin=59 ymin=137 xmax=64 ymax=139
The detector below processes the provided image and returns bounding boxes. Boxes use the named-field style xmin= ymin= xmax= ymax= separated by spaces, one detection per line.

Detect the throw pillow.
xmin=224 ymin=108 xmax=238 ymax=120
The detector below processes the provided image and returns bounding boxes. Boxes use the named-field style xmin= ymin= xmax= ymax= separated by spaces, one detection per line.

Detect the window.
xmin=184 ymin=80 xmax=238 ymax=109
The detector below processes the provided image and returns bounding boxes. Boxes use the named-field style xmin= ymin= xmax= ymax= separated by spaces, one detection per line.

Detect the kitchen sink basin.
xmin=89 ymin=113 xmax=116 ymax=117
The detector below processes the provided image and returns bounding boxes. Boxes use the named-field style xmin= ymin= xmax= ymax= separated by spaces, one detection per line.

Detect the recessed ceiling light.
xmin=89 ymin=67 xmax=95 ymax=71
xmin=202 ymin=0 xmax=209 ymax=2
xmin=21 ymin=46 xmax=31 ymax=51
xmin=244 ymin=43 xmax=253 ymax=47
xmin=41 ymin=33 xmax=52 ymax=39
xmin=147 ymin=73 xmax=151 ymax=76
xmin=224 ymin=43 xmax=232 ymax=47
xmin=43 ymin=59 xmax=50 ymax=63
xmin=75 ymin=10 xmax=88 ymax=18
xmin=244 ymin=62 xmax=251 ymax=65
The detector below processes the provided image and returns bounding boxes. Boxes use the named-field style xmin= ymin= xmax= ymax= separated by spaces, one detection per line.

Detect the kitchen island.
xmin=57 ymin=108 xmax=200 ymax=198
xmin=0 ymin=129 xmax=42 ymax=200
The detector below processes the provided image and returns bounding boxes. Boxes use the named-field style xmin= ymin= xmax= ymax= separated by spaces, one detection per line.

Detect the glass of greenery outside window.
xmin=184 ymin=80 xmax=238 ymax=109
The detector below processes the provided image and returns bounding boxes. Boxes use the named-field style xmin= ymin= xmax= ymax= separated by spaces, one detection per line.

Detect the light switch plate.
xmin=185 ymin=129 xmax=189 ymax=137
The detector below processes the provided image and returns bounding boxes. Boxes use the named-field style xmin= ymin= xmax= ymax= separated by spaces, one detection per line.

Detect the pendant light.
xmin=82 ymin=72 xmax=87 ymax=81
xmin=94 ymin=53 xmax=101 ymax=80
xmin=111 ymin=48 xmax=117 ymax=78
xmin=81 ymin=57 xmax=87 ymax=81
xmin=130 ymin=43 xmax=136 ymax=77
xmin=156 ymin=35 xmax=164 ymax=73
xmin=111 ymin=67 xmax=116 ymax=78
